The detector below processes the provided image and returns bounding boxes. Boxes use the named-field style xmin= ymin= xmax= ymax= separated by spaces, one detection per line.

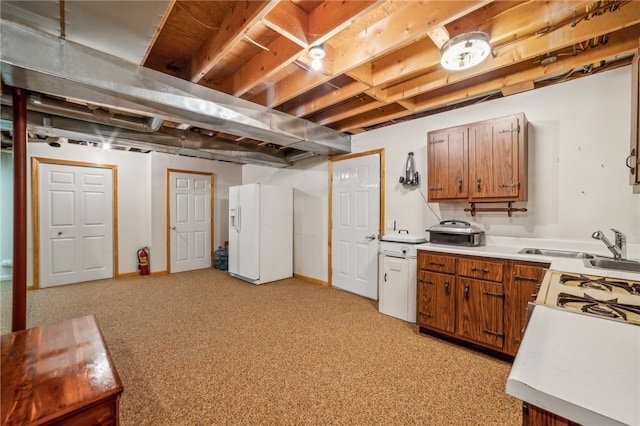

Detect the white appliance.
xmin=378 ymin=232 xmax=427 ymax=322
xmin=228 ymin=183 xmax=293 ymax=285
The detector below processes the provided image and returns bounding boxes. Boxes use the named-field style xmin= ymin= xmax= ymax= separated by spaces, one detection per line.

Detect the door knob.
xmin=57 ymin=231 xmax=63 ymax=236
xmin=365 ymin=234 xmax=376 ymax=240
xmin=171 ymin=226 xmax=176 ymax=230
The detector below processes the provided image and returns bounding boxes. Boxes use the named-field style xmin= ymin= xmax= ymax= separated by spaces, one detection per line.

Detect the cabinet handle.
xmin=457 ymin=178 xmax=463 ymax=193
xmin=419 ymin=279 xmax=434 ymax=284
xmin=626 ymin=148 xmax=636 ymax=174
xmin=384 ymin=273 xmax=387 ymax=282
xmin=464 ymin=284 xmax=470 ymax=300
xmin=444 ymin=280 xmax=450 ymax=295
xmin=483 ymin=291 xmax=505 ymax=299
xmin=513 ymin=338 xmax=522 ymax=344
xmin=429 ymin=187 xmax=444 ymax=191
xmin=429 ymin=261 xmax=445 ymax=267
xmin=430 ymin=139 xmax=445 ymax=145
xmin=471 ymin=266 xmax=489 ymax=273
xmin=423 ymin=313 xmax=434 ymax=318
xmin=514 ymin=274 xmax=538 ymax=282
xmin=476 ymin=178 xmax=482 ymax=192
xmin=483 ymin=329 xmax=505 ymax=337
xmin=499 ymin=183 xmax=520 ymax=188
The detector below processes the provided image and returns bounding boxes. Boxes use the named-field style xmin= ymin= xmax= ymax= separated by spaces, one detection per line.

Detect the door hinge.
xmin=498 ymin=125 xmax=520 ymax=134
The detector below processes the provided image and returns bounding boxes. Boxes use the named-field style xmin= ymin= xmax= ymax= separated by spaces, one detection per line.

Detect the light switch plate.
xmin=386 ymin=220 xmax=396 ymax=230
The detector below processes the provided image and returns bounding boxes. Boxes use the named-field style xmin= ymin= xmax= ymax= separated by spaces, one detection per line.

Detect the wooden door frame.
xmin=165 ymin=169 xmax=214 ymax=274
xmin=31 ymin=157 xmax=118 ymax=290
xmin=327 ymin=148 xmax=385 ymax=287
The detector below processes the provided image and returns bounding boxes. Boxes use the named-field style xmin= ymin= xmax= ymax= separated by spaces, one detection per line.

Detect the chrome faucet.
xmin=591 ymin=229 xmax=626 ymax=260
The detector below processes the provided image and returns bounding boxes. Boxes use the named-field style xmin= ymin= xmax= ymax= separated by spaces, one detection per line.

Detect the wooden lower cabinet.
xmin=417 ymin=250 xmax=549 ymax=357
xmin=417 ymin=271 xmax=455 ymax=333
xmin=457 ymin=277 xmax=504 ymax=349
xmin=523 ymin=403 xmax=581 ymax=426
xmin=504 ymin=262 xmax=547 ymax=355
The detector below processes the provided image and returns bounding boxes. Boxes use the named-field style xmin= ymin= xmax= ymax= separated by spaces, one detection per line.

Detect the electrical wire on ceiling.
xmin=175 ymin=2 xmax=219 ymax=30
xmin=243 ymin=35 xmax=270 ymax=51
xmin=490 ymin=0 xmax=629 ymax=54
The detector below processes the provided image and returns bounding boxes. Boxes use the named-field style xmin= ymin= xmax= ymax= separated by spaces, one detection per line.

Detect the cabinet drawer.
xmin=418 ymin=252 xmax=456 ymax=274
xmin=457 ymin=258 xmax=503 ymax=282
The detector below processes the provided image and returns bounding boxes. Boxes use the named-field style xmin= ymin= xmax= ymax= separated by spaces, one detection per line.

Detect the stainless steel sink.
xmin=518 ymin=248 xmax=596 ymax=259
xmin=584 ymin=258 xmax=640 ymax=273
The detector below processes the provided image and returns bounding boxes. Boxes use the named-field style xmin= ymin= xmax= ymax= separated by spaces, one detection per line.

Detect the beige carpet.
xmin=2 ymin=270 xmax=522 ymax=425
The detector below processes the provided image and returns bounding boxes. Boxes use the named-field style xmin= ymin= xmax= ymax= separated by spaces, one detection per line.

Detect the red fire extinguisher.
xmin=137 ymin=247 xmax=150 ymax=276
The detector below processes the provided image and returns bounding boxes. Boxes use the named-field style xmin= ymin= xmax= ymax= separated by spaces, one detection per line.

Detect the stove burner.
xmin=585 ymin=304 xmax=617 ymax=318
xmin=559 ymin=274 xmax=640 ymax=295
xmin=557 ymin=292 xmax=640 ymax=321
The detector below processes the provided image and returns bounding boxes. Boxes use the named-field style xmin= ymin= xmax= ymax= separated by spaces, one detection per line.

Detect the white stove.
xmin=536 ymin=271 xmax=640 ymax=325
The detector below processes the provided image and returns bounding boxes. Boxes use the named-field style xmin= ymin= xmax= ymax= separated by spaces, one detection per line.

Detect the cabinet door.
xmin=468 ymin=115 xmax=523 ymax=201
xmin=427 ymin=127 xmax=467 ymax=201
xmin=417 ymin=271 xmax=455 ymax=333
xmin=507 ymin=263 xmax=546 ymax=355
xmin=457 ymin=277 xmax=504 ymax=349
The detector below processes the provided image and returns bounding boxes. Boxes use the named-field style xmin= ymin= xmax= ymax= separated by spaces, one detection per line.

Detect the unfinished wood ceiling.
xmin=144 ymin=0 xmax=640 ymax=134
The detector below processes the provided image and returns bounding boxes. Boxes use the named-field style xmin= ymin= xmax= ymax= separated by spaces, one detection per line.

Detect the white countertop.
xmin=415 ymin=236 xmax=640 ymax=281
xmin=506 ymin=305 xmax=640 ymax=426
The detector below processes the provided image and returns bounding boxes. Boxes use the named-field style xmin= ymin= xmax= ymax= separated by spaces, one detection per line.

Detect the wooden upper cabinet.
xmin=427 ymin=113 xmax=528 ymax=203
xmin=427 ymin=126 xmax=467 ymax=200
xmin=630 ymin=46 xmax=640 ymax=192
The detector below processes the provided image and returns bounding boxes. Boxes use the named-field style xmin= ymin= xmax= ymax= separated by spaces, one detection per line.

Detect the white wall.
xmin=246 ymin=65 xmax=640 ymax=282
xmin=0 ymin=151 xmax=13 ymax=281
xmin=243 ymin=156 xmax=329 ymax=281
xmin=149 ymin=151 xmax=242 ymax=273
xmin=26 ymin=143 xmax=152 ymax=282
xmin=352 ymin=66 xmax=639 ymax=245
xmin=20 ymin=144 xmax=242 ymax=284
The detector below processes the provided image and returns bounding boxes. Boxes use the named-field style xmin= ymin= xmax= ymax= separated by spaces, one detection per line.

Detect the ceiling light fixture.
xmin=440 ymin=32 xmax=491 ymax=71
xmin=309 ymin=44 xmax=325 ymax=71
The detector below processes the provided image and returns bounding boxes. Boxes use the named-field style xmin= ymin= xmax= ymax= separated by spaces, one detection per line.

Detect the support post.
xmin=12 ymin=87 xmax=27 ymax=332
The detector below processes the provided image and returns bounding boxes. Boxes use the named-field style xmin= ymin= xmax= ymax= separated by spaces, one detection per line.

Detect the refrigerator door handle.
xmin=236 ymin=205 xmax=241 ymax=232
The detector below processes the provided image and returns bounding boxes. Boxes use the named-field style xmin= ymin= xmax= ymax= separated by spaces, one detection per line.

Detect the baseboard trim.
xmin=293 ymin=273 xmax=329 ymax=287
xmin=118 ymin=271 xmax=140 ymax=278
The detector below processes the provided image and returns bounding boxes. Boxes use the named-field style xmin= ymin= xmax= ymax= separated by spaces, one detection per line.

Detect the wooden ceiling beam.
xmin=220 ymin=37 xmax=303 ymax=96
xmin=383 ymin=3 xmax=640 ymax=102
xmin=283 ymin=80 xmax=370 ymax=117
xmin=333 ymin=102 xmax=409 ymax=132
xmin=312 ymin=98 xmax=385 ymax=126
xmin=371 ymin=0 xmax=594 ymax=89
xmin=262 ymin=1 xmax=309 ymax=47
xmin=188 ymin=1 xmax=278 ymax=83
xmin=308 ymin=0 xmax=385 ymax=45
xmin=250 ymin=0 xmax=489 ymax=107
xmin=337 ymin=26 xmax=639 ymax=133
xmin=332 ymin=1 xmax=492 ymax=73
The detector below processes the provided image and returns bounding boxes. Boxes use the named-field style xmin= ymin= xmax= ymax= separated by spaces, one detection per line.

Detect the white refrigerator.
xmin=228 ymin=183 xmax=293 ymax=285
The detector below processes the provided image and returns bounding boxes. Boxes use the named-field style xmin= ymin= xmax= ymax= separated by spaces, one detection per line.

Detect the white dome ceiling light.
xmin=309 ymin=44 xmax=325 ymax=71
xmin=440 ymin=32 xmax=491 ymax=71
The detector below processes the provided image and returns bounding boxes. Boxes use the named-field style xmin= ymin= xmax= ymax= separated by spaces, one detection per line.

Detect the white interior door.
xmin=331 ymin=154 xmax=380 ymax=299
xmin=39 ymin=163 xmax=114 ymax=287
xmin=169 ymin=171 xmax=212 ymax=273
